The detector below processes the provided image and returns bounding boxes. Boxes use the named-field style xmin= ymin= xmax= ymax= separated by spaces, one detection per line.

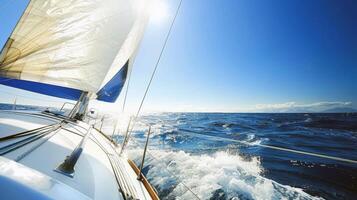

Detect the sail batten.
xmin=0 ymin=0 xmax=150 ymax=101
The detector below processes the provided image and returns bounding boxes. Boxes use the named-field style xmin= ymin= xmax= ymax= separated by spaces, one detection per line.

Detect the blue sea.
xmin=1 ymin=104 xmax=356 ymax=199
xmin=116 ymin=112 xmax=357 ymax=200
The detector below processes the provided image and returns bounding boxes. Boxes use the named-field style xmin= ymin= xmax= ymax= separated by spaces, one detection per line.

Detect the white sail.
xmin=0 ymin=0 xmax=150 ymax=95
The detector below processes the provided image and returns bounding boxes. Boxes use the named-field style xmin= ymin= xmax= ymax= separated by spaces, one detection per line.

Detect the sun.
xmin=149 ymin=0 xmax=169 ymax=24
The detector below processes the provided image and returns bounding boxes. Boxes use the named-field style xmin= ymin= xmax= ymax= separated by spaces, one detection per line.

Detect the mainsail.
xmin=0 ymin=0 xmax=150 ymax=102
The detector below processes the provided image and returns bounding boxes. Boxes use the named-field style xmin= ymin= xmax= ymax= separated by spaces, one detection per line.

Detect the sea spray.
xmin=127 ymin=149 xmax=323 ymax=200
xmin=109 ymin=112 xmax=357 ymax=199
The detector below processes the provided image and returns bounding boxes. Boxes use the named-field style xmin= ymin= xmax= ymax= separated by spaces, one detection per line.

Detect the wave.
xmin=107 ymin=112 xmax=356 ymax=199
xmin=303 ymin=118 xmax=357 ymax=131
xmin=126 ymin=149 xmax=323 ymax=200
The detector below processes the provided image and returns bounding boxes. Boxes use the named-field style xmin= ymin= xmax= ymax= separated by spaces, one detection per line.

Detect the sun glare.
xmin=149 ymin=0 xmax=169 ymax=24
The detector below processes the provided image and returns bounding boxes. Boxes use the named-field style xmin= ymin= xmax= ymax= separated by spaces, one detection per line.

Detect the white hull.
xmin=0 ymin=110 xmax=156 ymax=200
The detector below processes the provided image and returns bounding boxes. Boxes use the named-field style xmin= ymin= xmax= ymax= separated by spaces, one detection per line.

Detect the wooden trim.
xmin=93 ymin=127 xmax=118 ymax=146
xmin=127 ymin=159 xmax=160 ymax=200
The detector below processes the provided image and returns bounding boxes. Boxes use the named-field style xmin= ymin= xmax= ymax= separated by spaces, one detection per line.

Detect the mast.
xmin=69 ymin=92 xmax=89 ymax=120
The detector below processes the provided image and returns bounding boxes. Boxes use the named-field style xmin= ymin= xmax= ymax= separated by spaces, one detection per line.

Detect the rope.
xmin=0 ymin=122 xmax=62 ymax=155
xmin=0 ymin=123 xmax=57 ymax=142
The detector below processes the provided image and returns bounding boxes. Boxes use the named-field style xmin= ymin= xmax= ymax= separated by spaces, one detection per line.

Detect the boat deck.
xmin=0 ymin=110 xmax=153 ymax=200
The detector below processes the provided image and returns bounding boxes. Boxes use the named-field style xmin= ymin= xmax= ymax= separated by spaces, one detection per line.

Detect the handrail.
xmin=127 ymin=159 xmax=160 ymax=200
xmin=93 ymin=127 xmax=118 ymax=146
xmin=12 ymin=97 xmax=16 ymax=110
xmin=137 ymin=126 xmax=151 ymax=180
xmin=91 ymin=114 xmax=111 ymax=133
xmin=60 ymin=102 xmax=76 ymax=112
xmin=120 ymin=117 xmax=133 ymax=155
xmin=99 ymin=116 xmax=105 ymax=132
xmin=128 ymin=136 xmax=201 ymax=199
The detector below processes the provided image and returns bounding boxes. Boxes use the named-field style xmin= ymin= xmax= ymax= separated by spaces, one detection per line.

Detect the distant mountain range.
xmin=278 ymin=107 xmax=357 ymax=113
xmin=321 ymin=107 xmax=357 ymax=113
xmin=255 ymin=106 xmax=357 ymax=113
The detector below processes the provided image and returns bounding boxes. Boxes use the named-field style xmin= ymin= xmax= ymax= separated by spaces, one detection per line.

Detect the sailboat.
xmin=0 ymin=0 xmax=160 ymax=199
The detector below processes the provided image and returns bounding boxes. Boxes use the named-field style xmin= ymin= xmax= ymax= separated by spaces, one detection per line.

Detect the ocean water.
xmin=1 ymin=104 xmax=355 ymax=199
xmin=115 ymin=113 xmax=357 ymax=200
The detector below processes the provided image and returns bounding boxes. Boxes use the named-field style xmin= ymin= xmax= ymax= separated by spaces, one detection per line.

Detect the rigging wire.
xmin=160 ymin=129 xmax=357 ymax=165
xmin=210 ymin=135 xmax=357 ymax=164
xmin=119 ymin=125 xmax=357 ymax=200
xmin=122 ymin=65 xmax=133 ymax=113
xmin=129 ymin=137 xmax=201 ymax=199
xmin=116 ymin=0 xmax=353 ymax=196
xmin=182 ymin=131 xmax=357 ymax=164
xmin=114 ymin=62 xmax=134 ymax=137
xmin=125 ymin=128 xmax=357 ymax=198
xmin=121 ymin=0 xmax=183 ymax=152
xmin=134 ymin=0 xmax=183 ymax=118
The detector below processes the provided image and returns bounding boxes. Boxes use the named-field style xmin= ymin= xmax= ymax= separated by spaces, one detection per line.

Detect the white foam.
xmin=304 ymin=118 xmax=313 ymax=123
xmin=126 ymin=149 xmax=323 ymax=200
xmin=246 ymin=134 xmax=255 ymax=141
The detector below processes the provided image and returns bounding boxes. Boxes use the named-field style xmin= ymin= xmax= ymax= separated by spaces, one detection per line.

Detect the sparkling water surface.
xmin=1 ymin=104 xmax=355 ymax=199
xmin=117 ymin=113 xmax=357 ymax=200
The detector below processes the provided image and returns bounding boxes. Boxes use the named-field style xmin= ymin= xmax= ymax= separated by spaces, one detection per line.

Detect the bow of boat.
xmin=0 ymin=110 xmax=157 ymax=200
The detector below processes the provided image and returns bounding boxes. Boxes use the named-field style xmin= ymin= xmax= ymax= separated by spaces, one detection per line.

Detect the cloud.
xmin=254 ymin=101 xmax=353 ymax=113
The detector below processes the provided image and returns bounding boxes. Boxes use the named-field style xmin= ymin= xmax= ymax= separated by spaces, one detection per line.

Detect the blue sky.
xmin=0 ymin=0 xmax=356 ymax=112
